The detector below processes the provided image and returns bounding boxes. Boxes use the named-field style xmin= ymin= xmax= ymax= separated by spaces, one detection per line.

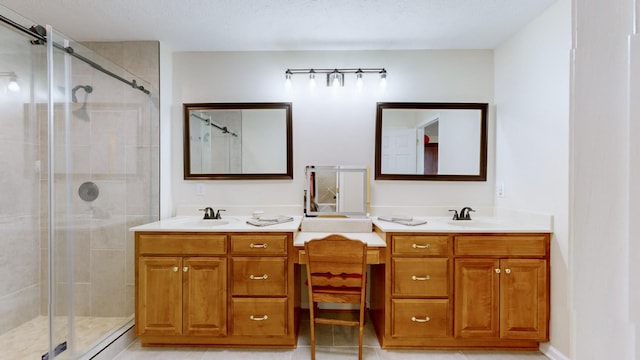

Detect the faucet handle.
xmin=214 ymin=209 xmax=226 ymax=219
xmin=448 ymin=209 xmax=459 ymax=220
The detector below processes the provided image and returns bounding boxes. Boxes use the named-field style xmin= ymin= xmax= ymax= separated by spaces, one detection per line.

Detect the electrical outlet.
xmin=497 ymin=182 xmax=505 ymax=198
xmin=196 ymin=183 xmax=205 ymax=196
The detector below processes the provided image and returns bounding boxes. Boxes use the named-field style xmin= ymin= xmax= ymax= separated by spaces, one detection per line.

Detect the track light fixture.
xmin=284 ymin=67 xmax=387 ymax=87
xmin=0 ymin=71 xmax=20 ymax=92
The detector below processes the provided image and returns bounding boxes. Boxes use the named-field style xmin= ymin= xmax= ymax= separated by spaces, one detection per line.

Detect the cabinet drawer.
xmin=455 ymin=235 xmax=548 ymax=257
xmin=232 ymin=257 xmax=287 ymax=296
xmin=391 ymin=299 xmax=450 ymax=338
xmin=392 ymin=235 xmax=450 ymax=256
xmin=137 ymin=233 xmax=226 ymax=255
xmin=230 ymin=234 xmax=288 ymax=255
xmin=232 ymin=298 xmax=287 ymax=336
xmin=392 ymin=258 xmax=449 ymax=297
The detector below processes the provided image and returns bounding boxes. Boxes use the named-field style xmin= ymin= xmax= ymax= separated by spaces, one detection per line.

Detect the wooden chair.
xmin=304 ymin=235 xmax=368 ymax=360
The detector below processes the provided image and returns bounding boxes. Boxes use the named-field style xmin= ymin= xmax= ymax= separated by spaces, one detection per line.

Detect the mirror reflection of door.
xmin=420 ymin=116 xmax=439 ymax=175
xmin=381 ymin=128 xmax=418 ymax=174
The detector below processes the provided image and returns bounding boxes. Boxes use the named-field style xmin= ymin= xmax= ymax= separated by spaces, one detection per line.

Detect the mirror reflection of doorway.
xmin=421 ymin=117 xmax=439 ymax=175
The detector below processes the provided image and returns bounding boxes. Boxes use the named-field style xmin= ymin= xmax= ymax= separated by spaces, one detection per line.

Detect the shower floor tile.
xmin=0 ymin=315 xmax=127 ymax=359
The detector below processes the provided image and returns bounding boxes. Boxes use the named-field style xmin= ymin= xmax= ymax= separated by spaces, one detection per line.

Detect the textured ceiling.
xmin=0 ymin=0 xmax=557 ymax=51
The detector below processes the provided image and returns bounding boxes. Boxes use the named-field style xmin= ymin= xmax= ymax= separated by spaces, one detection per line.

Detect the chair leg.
xmin=309 ymin=303 xmax=316 ymax=360
xmin=358 ymin=308 xmax=365 ymax=360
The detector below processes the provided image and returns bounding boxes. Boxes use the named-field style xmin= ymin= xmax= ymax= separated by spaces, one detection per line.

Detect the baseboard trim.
xmin=540 ymin=343 xmax=570 ymax=360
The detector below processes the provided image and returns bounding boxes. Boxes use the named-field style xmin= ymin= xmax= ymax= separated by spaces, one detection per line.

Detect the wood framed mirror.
xmin=375 ymin=102 xmax=488 ymax=181
xmin=183 ymin=102 xmax=293 ymax=180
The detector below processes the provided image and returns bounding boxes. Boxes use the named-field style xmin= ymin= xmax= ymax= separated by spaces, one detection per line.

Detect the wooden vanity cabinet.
xmin=454 ymin=235 xmax=549 ymax=341
xmin=135 ymin=231 xmax=299 ymax=348
xmin=230 ymin=234 xmax=292 ymax=338
xmin=136 ymin=233 xmax=227 ymax=339
xmin=371 ymin=234 xmax=454 ymax=347
xmin=370 ymin=231 xmax=550 ymax=350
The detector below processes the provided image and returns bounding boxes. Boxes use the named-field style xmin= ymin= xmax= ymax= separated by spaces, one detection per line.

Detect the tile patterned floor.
xmin=114 ymin=314 xmax=549 ymax=360
xmin=0 ymin=315 xmax=128 ymax=359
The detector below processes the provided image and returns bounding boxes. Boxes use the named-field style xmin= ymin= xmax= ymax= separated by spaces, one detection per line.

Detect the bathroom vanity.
xmin=369 ymin=217 xmax=550 ymax=350
xmin=131 ymin=214 xmax=550 ymax=351
xmin=131 ymin=216 xmax=303 ymax=348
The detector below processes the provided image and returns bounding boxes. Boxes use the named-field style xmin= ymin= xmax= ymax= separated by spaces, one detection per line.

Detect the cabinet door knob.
xmin=495 ymin=268 xmax=501 ymax=274
xmin=183 ymin=267 xmax=188 ymax=272
xmin=173 ymin=266 xmax=179 ymax=272
xmin=411 ymin=316 xmax=431 ymax=323
xmin=250 ymin=243 xmax=268 ymax=249
xmin=411 ymin=275 xmax=431 ymax=281
xmin=412 ymin=243 xmax=430 ymax=249
xmin=250 ymin=315 xmax=269 ymax=321
xmin=504 ymin=268 xmax=511 ymax=274
xmin=249 ymin=274 xmax=268 ymax=280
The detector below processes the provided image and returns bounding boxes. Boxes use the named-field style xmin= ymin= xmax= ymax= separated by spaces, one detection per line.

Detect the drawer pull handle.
xmin=411 ymin=275 xmax=431 ymax=281
xmin=249 ymin=274 xmax=269 ymax=280
xmin=250 ymin=315 xmax=269 ymax=321
xmin=173 ymin=267 xmax=179 ymax=272
xmin=411 ymin=316 xmax=431 ymax=323
xmin=495 ymin=268 xmax=501 ymax=274
xmin=412 ymin=243 xmax=430 ymax=249
xmin=505 ymin=268 xmax=511 ymax=274
xmin=250 ymin=243 xmax=268 ymax=249
xmin=183 ymin=267 xmax=188 ymax=272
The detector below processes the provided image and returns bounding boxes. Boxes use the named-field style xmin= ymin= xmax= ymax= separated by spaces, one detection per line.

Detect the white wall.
xmin=494 ymin=0 xmax=571 ymax=357
xmin=171 ymin=50 xmax=494 ymax=215
xmin=159 ymin=42 xmax=173 ymax=218
xmin=572 ymin=0 xmax=638 ymax=358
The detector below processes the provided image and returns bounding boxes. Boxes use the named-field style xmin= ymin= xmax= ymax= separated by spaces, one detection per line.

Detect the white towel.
xmin=246 ymin=215 xmax=294 ymax=227
xmin=378 ymin=215 xmax=427 ymax=226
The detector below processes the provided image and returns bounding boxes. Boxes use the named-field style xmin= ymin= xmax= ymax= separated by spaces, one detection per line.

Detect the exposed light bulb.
xmin=356 ymin=70 xmax=364 ymax=89
xmin=332 ymin=75 xmax=340 ymax=88
xmin=285 ymin=70 xmax=292 ymax=88
xmin=7 ymin=78 xmax=19 ymax=92
xmin=379 ymin=69 xmax=387 ymax=88
xmin=309 ymin=70 xmax=316 ymax=88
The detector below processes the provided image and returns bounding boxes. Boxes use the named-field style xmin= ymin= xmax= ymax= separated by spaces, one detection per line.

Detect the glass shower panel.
xmin=0 ymin=7 xmax=49 ymax=360
xmin=47 ymin=34 xmax=158 ymax=358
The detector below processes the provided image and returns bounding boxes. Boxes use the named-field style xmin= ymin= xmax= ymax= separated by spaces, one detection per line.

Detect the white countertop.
xmin=372 ymin=216 xmax=551 ymax=233
xmin=129 ymin=216 xmax=303 ymax=233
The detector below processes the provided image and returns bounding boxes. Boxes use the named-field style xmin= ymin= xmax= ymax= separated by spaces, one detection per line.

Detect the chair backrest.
xmin=305 ymin=235 xmax=367 ymax=303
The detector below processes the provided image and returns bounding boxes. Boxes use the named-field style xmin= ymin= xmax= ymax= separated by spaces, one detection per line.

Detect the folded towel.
xmin=378 ymin=215 xmax=427 ymax=226
xmin=246 ymin=215 xmax=294 ymax=227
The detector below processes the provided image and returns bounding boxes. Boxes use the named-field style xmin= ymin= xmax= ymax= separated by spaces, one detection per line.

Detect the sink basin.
xmin=447 ymin=220 xmax=501 ymax=228
xmin=168 ymin=218 xmax=231 ymax=228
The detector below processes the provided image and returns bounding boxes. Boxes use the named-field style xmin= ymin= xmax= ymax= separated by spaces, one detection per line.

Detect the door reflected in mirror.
xmin=305 ymin=166 xmax=369 ymax=217
xmin=375 ymin=102 xmax=488 ymax=181
xmin=184 ymin=102 xmax=293 ymax=180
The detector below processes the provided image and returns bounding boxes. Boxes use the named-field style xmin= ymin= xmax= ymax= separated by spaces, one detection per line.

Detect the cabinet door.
xmin=454 ymin=259 xmax=500 ymax=338
xmin=137 ymin=256 xmax=182 ymax=336
xmin=500 ymin=259 xmax=548 ymax=340
xmin=183 ymin=257 xmax=227 ymax=336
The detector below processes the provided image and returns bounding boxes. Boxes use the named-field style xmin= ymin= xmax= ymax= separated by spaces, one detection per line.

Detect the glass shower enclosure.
xmin=0 ymin=6 xmax=159 ymax=359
